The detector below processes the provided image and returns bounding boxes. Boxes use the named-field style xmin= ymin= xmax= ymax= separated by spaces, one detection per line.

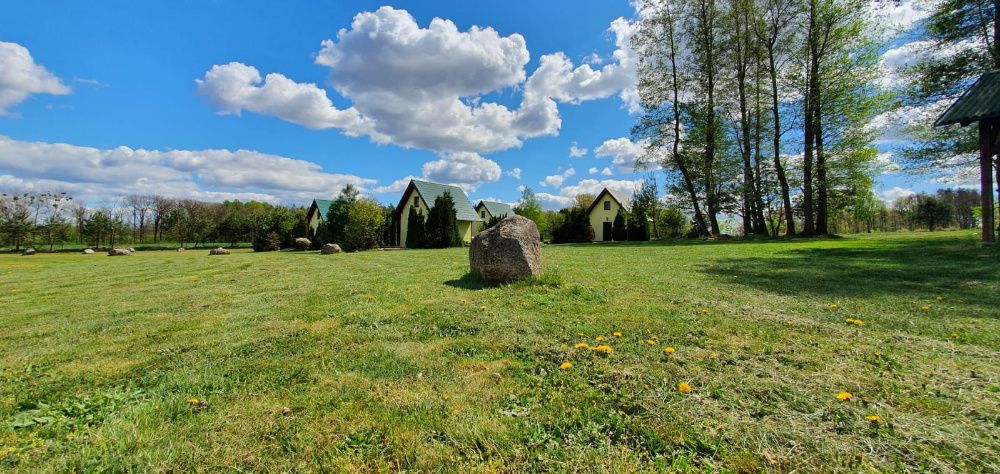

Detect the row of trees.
xmin=632 ymin=0 xmax=884 ymax=237
xmin=1 ymin=191 xmax=309 ymax=251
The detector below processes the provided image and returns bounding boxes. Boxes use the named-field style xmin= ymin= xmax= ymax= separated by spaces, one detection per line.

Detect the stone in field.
xmin=209 ymin=247 xmax=230 ymax=256
xmin=176 ymin=247 xmax=186 ymax=252
xmin=108 ymin=248 xmax=131 ymax=256
xmin=321 ymin=243 xmax=342 ymax=254
xmin=22 ymin=248 xmax=36 ymax=256
xmin=469 ymin=215 xmax=541 ymax=283
xmin=83 ymin=248 xmax=94 ymax=254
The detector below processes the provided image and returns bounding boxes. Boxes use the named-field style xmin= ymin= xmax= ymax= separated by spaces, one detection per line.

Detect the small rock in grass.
xmin=321 ymin=243 xmax=342 ymax=254
xmin=176 ymin=247 xmax=186 ymax=252
xmin=22 ymin=248 xmax=36 ymax=256
xmin=208 ymin=247 xmax=230 ymax=256
xmin=127 ymin=247 xmax=136 ymax=253
xmin=83 ymin=248 xmax=94 ymax=254
xmin=108 ymin=248 xmax=131 ymax=256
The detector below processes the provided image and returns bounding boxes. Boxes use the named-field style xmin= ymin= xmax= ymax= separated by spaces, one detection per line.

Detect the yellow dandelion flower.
xmin=836 ymin=391 xmax=853 ymax=401
xmin=650 ymin=335 xmax=659 ymax=341
xmin=559 ymin=361 xmax=572 ymax=370
xmin=920 ymin=305 xmax=930 ymax=312
xmin=678 ymin=382 xmax=692 ymax=394
xmin=866 ymin=415 xmax=881 ymax=423
xmin=853 ymin=319 xmax=863 ymax=326
xmin=592 ymin=345 xmax=613 ymax=355
xmin=645 ymin=339 xmax=655 ymax=346
xmin=595 ymin=336 xmax=606 ymax=342
xmin=663 ymin=347 xmax=676 ymax=354
xmin=829 ymin=304 xmax=838 ymax=309
xmin=481 ymin=305 xmax=487 ymax=310
xmin=574 ymin=342 xmax=590 ymax=349
xmin=950 ymin=332 xmax=958 ymax=338
xmin=613 ymin=331 xmax=622 ymax=337
xmin=845 ymin=318 xmax=855 ymax=324
xmin=187 ymin=398 xmax=200 ymax=405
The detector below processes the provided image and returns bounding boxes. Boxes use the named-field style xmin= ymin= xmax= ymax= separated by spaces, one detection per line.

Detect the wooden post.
xmin=980 ymin=120 xmax=996 ymax=243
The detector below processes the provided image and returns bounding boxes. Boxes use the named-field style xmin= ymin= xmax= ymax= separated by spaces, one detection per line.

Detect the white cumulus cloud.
xmin=541 ymin=167 xmax=576 ymax=188
xmin=197 ymin=6 xmax=640 ymax=155
xmin=0 ymin=135 xmax=374 ymax=204
xmin=569 ymin=142 xmax=588 ymax=157
xmin=0 ymin=42 xmax=70 ymax=116
xmin=595 ymin=137 xmax=655 ymax=173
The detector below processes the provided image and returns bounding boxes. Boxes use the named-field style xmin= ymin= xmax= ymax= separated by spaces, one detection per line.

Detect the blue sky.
xmin=0 ymin=0 xmax=951 ymax=209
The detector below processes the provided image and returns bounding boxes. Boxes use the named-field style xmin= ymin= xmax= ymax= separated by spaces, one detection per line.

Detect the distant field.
xmin=1 ymin=232 xmax=998 ymax=471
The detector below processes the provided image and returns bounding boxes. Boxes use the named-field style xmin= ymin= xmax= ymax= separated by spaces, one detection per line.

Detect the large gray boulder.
xmin=108 ymin=248 xmax=131 ymax=256
xmin=209 ymin=247 xmax=230 ymax=256
xmin=469 ymin=215 xmax=541 ymax=283
xmin=22 ymin=248 xmax=36 ymax=256
xmin=83 ymin=248 xmax=94 ymax=254
xmin=321 ymin=243 xmax=342 ymax=255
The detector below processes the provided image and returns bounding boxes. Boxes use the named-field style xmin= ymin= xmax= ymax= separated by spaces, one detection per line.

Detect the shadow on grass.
xmin=445 ymin=272 xmax=564 ymax=290
xmin=700 ymin=233 xmax=999 ymax=312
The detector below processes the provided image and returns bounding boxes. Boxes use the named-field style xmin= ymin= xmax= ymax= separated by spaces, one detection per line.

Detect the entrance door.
xmin=602 ymin=222 xmax=612 ymax=241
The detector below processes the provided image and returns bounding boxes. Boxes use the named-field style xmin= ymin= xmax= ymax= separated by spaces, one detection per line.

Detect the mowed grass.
xmin=1 ymin=232 xmax=998 ymax=472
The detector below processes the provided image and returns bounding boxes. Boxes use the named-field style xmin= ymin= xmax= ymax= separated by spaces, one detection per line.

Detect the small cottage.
xmin=305 ymin=199 xmax=334 ymax=237
xmin=586 ymin=188 xmax=631 ymax=242
xmin=474 ymin=200 xmax=515 ymax=221
xmin=392 ymin=179 xmax=480 ymax=248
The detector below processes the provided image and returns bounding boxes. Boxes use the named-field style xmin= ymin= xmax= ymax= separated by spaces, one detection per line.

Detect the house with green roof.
xmin=475 ymin=200 xmax=515 ymax=222
xmin=306 ymin=199 xmax=334 ymax=237
xmin=392 ymin=179 xmax=480 ymax=248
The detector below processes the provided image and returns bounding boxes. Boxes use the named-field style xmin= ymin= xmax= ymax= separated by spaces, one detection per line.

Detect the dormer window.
xmin=604 ymin=200 xmax=611 ymax=210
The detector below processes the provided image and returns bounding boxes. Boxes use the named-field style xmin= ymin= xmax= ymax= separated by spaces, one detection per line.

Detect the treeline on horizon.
xmin=0 ymin=185 xmax=985 ymax=252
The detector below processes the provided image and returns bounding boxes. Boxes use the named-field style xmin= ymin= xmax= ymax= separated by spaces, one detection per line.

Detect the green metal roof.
xmin=476 ymin=200 xmax=514 ymax=219
xmin=935 ymin=71 xmax=1000 ymax=127
xmin=309 ymin=199 xmax=334 ymax=220
xmin=409 ymin=179 xmax=479 ymax=221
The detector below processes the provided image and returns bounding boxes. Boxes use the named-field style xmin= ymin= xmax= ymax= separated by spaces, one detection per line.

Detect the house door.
xmin=602 ymin=222 xmax=612 ymax=241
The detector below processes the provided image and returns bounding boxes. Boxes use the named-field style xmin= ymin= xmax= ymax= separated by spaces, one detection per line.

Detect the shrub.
xmin=612 ymin=210 xmax=628 ymax=241
xmin=657 ymin=206 xmax=689 ymax=238
xmin=552 ymin=207 xmax=595 ymax=243
xmin=253 ymin=231 xmax=282 ymax=252
xmin=425 ymin=192 xmax=460 ymax=248
xmin=293 ymin=237 xmax=311 ymax=251
xmin=343 ymin=199 xmax=385 ymax=252
xmin=480 ymin=215 xmax=504 ymax=232
xmin=628 ymin=208 xmax=650 ymax=241
xmin=405 ymin=207 xmax=426 ymax=249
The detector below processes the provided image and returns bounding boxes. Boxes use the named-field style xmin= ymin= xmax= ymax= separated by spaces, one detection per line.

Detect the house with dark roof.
xmin=392 ymin=179 xmax=479 ymax=247
xmin=474 ymin=200 xmax=514 ymax=221
xmin=586 ymin=187 xmax=631 ymax=242
xmin=306 ymin=199 xmax=334 ymax=237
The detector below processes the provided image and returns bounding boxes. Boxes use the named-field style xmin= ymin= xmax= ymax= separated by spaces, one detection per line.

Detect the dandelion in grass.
xmin=559 ymin=361 xmax=572 ymax=370
xmin=574 ymin=342 xmax=590 ymax=349
xmin=480 ymin=305 xmax=487 ymax=311
xmin=866 ymin=415 xmax=881 ymax=423
xmin=678 ymin=382 xmax=692 ymax=394
xmin=592 ymin=345 xmax=613 ymax=355
xmin=921 ymin=305 xmax=930 ymax=312
xmin=595 ymin=336 xmax=606 ymax=342
xmin=845 ymin=318 xmax=855 ymax=324
xmin=613 ymin=331 xmax=622 ymax=338
xmin=828 ymin=304 xmax=838 ymax=309
xmin=836 ymin=391 xmax=853 ymax=401
xmin=645 ymin=339 xmax=656 ymax=346
xmin=663 ymin=347 xmax=676 ymax=354
xmin=950 ymin=332 xmax=958 ymax=338
xmin=187 ymin=398 xmax=200 ymax=405
xmin=853 ymin=319 xmax=863 ymax=326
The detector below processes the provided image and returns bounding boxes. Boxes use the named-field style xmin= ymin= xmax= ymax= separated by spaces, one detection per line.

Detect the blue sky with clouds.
xmin=0 ymin=0 xmax=952 ymax=209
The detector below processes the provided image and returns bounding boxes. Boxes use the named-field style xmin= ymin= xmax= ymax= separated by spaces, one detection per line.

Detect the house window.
xmin=604 ymin=201 xmax=611 ymax=210
xmin=481 ymin=210 xmax=486 ymax=218
xmin=413 ymin=196 xmax=419 ymax=207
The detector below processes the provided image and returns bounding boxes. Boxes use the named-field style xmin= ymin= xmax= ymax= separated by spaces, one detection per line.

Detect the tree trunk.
xmin=768 ymin=46 xmax=795 ymax=235
xmin=980 ymin=120 xmax=996 ymax=243
xmin=815 ymin=104 xmax=828 ymax=235
xmin=701 ymin=0 xmax=721 ymax=236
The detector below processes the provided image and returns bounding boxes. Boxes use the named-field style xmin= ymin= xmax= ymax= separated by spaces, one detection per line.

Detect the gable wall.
xmin=589 ymin=193 xmax=622 ymax=241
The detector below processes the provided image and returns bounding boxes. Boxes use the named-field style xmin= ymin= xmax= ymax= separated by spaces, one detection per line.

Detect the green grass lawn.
xmin=1 ymin=232 xmax=998 ymax=472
